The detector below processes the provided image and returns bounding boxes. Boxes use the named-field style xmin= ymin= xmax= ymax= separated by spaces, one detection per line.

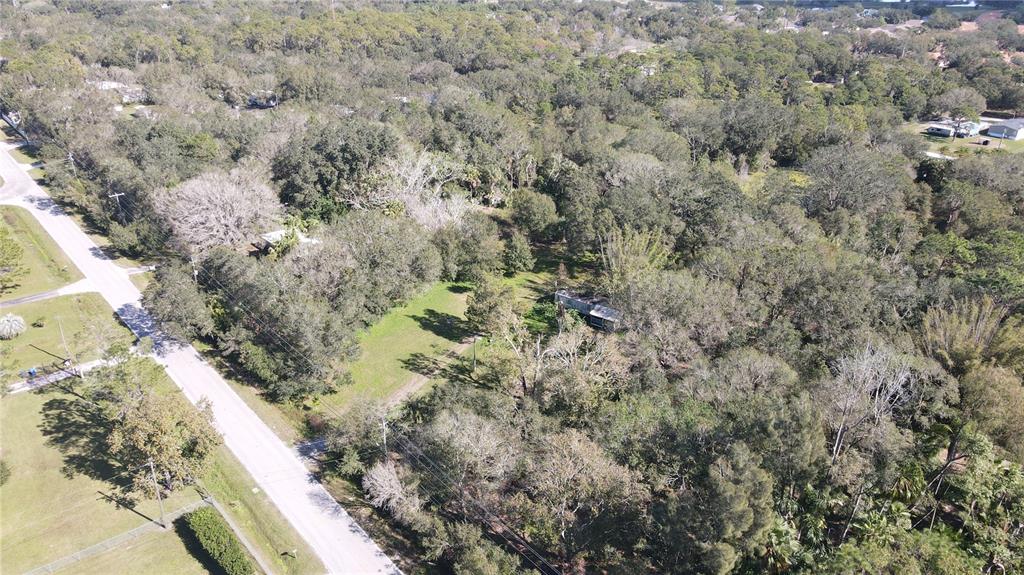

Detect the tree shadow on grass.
xmin=37 ymin=394 xmax=144 ymax=511
xmin=38 ymin=396 xmax=119 ymax=482
xmin=400 ymin=351 xmax=477 ymax=388
xmin=407 ymin=309 xmax=471 ymax=342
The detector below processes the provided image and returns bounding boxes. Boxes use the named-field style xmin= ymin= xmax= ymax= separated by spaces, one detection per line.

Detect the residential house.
xmin=987 ymin=119 xmax=1024 ymax=141
xmin=554 ymin=290 xmax=623 ymax=331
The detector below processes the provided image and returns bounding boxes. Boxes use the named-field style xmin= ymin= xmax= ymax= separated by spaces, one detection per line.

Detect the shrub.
xmin=0 ymin=314 xmax=26 ymax=340
xmin=502 ymin=230 xmax=535 ymax=275
xmin=184 ymin=506 xmax=254 ymax=575
xmin=0 ymin=459 xmax=10 ymax=486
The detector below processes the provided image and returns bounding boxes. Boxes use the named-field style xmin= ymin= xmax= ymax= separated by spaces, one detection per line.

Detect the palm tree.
xmin=0 ymin=314 xmax=26 ymax=340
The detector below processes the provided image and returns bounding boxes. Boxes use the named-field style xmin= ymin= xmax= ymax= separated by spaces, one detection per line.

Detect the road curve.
xmin=0 ymin=143 xmax=400 ymax=575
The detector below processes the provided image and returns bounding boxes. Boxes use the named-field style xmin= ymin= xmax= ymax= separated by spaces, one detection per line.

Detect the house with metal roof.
xmin=554 ymin=290 xmax=623 ymax=331
xmin=987 ymin=119 xmax=1024 ymax=141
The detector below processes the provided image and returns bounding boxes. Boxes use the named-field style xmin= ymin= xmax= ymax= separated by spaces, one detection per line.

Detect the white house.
xmin=987 ymin=119 xmax=1024 ymax=141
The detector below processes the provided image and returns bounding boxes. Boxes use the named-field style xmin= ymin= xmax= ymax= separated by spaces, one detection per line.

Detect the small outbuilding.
xmin=987 ymin=119 xmax=1024 ymax=141
xmin=554 ymin=290 xmax=623 ymax=331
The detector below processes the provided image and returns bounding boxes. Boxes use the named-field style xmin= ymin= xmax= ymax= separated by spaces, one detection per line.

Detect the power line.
xmin=41 ymin=170 xmax=559 ymax=571
xmin=393 ymin=435 xmax=560 ymax=574
xmin=86 ymin=186 xmax=348 ymax=417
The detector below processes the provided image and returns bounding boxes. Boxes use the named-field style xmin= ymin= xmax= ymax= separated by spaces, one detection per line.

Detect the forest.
xmin=1 ymin=0 xmax=1023 ymax=573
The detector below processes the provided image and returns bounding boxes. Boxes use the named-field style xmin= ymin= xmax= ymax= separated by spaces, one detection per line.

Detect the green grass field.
xmin=0 ymin=391 xmax=205 ymax=574
xmin=1 ymin=205 xmax=82 ymax=302
xmin=319 ymin=281 xmax=470 ymax=414
xmin=51 ymin=528 xmax=211 ymax=575
xmin=1 ymin=293 xmax=134 ymax=384
xmin=1 ymin=367 xmax=324 ymax=574
xmin=221 ymin=239 xmax=594 ymax=437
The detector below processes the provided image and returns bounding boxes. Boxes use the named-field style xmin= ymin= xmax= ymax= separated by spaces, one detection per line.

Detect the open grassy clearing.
xmin=129 ymin=269 xmax=154 ymax=292
xmin=0 ymin=205 xmax=82 ymax=302
xmin=218 ymin=239 xmax=596 ymax=442
xmin=0 ymin=390 xmax=204 ymax=574
xmin=1 ymin=293 xmax=134 ymax=384
xmin=51 ymin=527 xmax=211 ymax=575
xmin=317 ymin=281 xmax=470 ymax=415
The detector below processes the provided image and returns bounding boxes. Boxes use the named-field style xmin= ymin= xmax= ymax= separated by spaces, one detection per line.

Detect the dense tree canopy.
xmin=2 ymin=1 xmax=1023 ymax=573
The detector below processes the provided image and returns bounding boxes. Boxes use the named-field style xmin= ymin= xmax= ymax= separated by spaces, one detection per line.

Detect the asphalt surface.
xmin=0 ymin=142 xmax=400 ymax=575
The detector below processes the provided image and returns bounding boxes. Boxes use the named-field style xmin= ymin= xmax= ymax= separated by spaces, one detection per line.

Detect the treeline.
xmin=1 ymin=1 xmax=1023 ymax=573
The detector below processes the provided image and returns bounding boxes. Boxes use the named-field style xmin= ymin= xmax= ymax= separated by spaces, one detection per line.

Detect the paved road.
xmin=0 ymin=143 xmax=400 ymax=575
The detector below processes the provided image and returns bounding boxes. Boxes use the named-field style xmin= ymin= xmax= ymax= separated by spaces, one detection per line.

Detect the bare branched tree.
xmin=825 ymin=344 xmax=919 ymax=468
xmin=363 ymin=460 xmax=424 ymax=527
xmin=375 ymin=148 xmax=468 ymax=230
xmin=154 ymin=167 xmax=282 ymax=255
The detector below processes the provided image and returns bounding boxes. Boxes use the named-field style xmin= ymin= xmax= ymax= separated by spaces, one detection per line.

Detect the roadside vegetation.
xmin=0 ymin=205 xmax=81 ymax=302
xmin=1 ymin=1 xmax=1022 ymax=574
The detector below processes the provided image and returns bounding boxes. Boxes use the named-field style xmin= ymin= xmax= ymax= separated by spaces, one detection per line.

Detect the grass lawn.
xmin=52 ymin=527 xmax=210 ymax=575
xmin=317 ymin=281 xmax=470 ymax=415
xmin=1 ymin=364 xmax=324 ymax=575
xmin=0 ymin=390 xmax=204 ymax=574
xmin=130 ymin=270 xmax=154 ymax=292
xmin=203 ymin=281 xmax=473 ymax=442
xmin=1 ymin=205 xmax=82 ymax=302
xmin=1 ymin=293 xmax=134 ymax=384
xmin=220 ymin=240 xmax=596 ymax=437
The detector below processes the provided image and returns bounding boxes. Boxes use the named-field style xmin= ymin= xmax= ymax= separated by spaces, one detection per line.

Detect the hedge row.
xmin=184 ymin=506 xmax=255 ymax=575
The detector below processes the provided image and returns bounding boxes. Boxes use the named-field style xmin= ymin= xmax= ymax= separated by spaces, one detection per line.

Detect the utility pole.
xmin=380 ymin=415 xmax=388 ymax=454
xmin=66 ymin=151 xmax=77 ymax=177
xmin=148 ymin=458 xmax=167 ymax=529
xmin=190 ymin=254 xmax=199 ymax=284
xmin=56 ymin=317 xmax=80 ymax=379
xmin=108 ymin=192 xmax=126 ymax=223
xmin=57 ymin=317 xmax=70 ymax=362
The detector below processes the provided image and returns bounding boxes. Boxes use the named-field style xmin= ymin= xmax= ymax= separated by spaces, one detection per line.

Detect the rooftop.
xmin=992 ymin=118 xmax=1024 ymax=129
